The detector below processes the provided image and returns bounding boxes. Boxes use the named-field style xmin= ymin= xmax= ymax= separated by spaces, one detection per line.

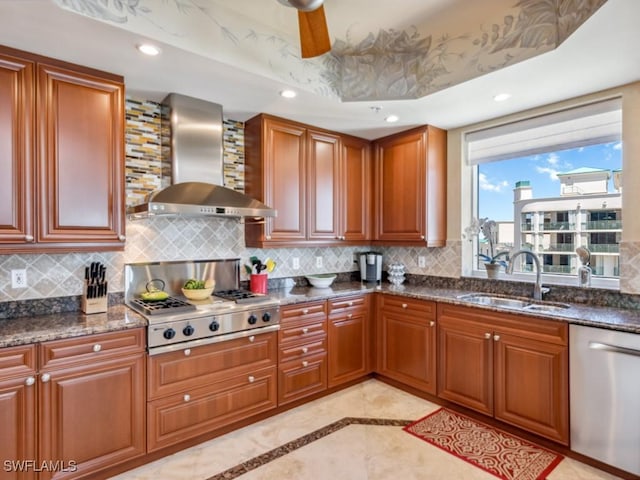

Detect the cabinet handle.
xmin=347 ymin=313 xmax=353 ymax=318
xmin=401 ymin=303 xmax=408 ymax=309
xmin=248 ymin=375 xmax=255 ymax=383
xmin=41 ymin=373 xmax=51 ymax=383
xmin=184 ymin=349 xmax=191 ymax=356
xmin=429 ymin=321 xmax=435 ymax=327
xmin=183 ymin=394 xmax=191 ymax=402
xmin=302 ymin=308 xmax=309 ymax=314
xmin=348 ymin=301 xmax=353 ymax=307
xmin=302 ymin=347 xmax=309 ymax=354
xmin=25 ymin=376 xmax=36 ymax=387
xmin=92 ymin=344 xmax=102 ymax=352
xmin=249 ymin=335 xmax=255 ymax=343
xmin=302 ymin=361 xmax=308 ymax=367
xmin=420 ymin=235 xmax=425 ymax=240
xmin=25 ymin=235 xmax=34 ymax=242
xmin=265 ymin=235 xmax=272 ymax=240
xmin=484 ymin=333 xmax=491 ymax=339
xmin=493 ymin=334 xmax=501 ymax=342
xmin=118 ymin=235 xmax=126 ymax=241
xmin=302 ymin=327 xmax=309 ymax=334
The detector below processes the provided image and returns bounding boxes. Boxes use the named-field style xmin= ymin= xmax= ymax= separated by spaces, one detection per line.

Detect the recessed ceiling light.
xmin=385 ymin=115 xmax=399 ymax=123
xmin=493 ymin=93 xmax=511 ymax=102
xmin=280 ymin=89 xmax=297 ymax=98
xmin=137 ymin=44 xmax=161 ymax=56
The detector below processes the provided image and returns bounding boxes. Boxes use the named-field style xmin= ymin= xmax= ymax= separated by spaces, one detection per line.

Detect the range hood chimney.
xmin=127 ymin=93 xmax=276 ymax=219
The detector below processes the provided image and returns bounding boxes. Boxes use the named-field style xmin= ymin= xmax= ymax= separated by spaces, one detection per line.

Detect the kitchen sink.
xmin=457 ymin=293 xmax=571 ymax=312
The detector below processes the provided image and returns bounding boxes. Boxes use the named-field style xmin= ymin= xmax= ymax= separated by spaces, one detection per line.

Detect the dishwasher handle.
xmin=588 ymin=341 xmax=640 ymax=357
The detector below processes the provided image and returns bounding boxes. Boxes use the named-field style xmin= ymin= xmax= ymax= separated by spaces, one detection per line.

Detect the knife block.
xmin=81 ymin=282 xmax=108 ymax=315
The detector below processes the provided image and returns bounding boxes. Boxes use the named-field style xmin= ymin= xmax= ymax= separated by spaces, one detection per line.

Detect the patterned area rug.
xmin=403 ymin=408 xmax=563 ymax=480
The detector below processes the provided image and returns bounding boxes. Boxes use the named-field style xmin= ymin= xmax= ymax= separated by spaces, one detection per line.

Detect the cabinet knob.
xmin=118 ymin=235 xmax=126 ymax=241
xmin=340 ymin=236 xmax=346 ymax=240
xmin=347 ymin=313 xmax=353 ymax=318
xmin=302 ymin=347 xmax=309 ymax=354
xmin=484 ymin=333 xmax=491 ymax=339
xmin=248 ymin=375 xmax=255 ymax=383
xmin=302 ymin=361 xmax=309 ymax=367
xmin=347 ymin=301 xmax=353 ymax=307
xmin=420 ymin=235 xmax=425 ymax=240
xmin=92 ymin=344 xmax=102 ymax=352
xmin=25 ymin=376 xmax=36 ymax=386
xmin=41 ymin=373 xmax=51 ymax=383
xmin=493 ymin=334 xmax=501 ymax=342
xmin=265 ymin=235 xmax=272 ymax=240
xmin=401 ymin=303 xmax=408 ymax=309
xmin=302 ymin=309 xmax=309 ymax=314
xmin=183 ymin=394 xmax=191 ymax=402
xmin=25 ymin=235 xmax=34 ymax=242
xmin=302 ymin=327 xmax=309 ymax=334
xmin=184 ymin=349 xmax=191 ymax=356
xmin=429 ymin=321 xmax=435 ymax=327
xmin=249 ymin=335 xmax=255 ymax=343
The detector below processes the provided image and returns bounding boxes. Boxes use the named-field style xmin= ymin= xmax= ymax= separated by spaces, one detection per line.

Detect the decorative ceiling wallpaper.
xmin=53 ymin=0 xmax=607 ymax=101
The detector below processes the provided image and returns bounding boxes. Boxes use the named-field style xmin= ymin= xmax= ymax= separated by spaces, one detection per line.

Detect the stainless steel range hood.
xmin=127 ymin=93 xmax=276 ymax=219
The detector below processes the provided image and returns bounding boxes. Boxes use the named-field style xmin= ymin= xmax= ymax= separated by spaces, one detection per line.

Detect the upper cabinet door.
xmin=0 ymin=53 xmax=34 ymax=245
xmin=36 ymin=63 xmax=125 ymax=245
xmin=341 ymin=135 xmax=371 ymax=242
xmin=307 ymin=129 xmax=340 ymax=241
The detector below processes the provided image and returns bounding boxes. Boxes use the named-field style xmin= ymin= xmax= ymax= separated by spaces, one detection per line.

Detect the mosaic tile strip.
xmin=223 ymin=118 xmax=245 ymax=192
xmin=206 ymin=418 xmax=412 ymax=480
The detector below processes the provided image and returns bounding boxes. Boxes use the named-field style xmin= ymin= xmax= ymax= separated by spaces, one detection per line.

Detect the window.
xmin=466 ymin=98 xmax=622 ymax=286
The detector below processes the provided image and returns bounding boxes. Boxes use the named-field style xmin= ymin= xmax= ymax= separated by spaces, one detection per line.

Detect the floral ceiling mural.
xmin=53 ymin=0 xmax=607 ymax=101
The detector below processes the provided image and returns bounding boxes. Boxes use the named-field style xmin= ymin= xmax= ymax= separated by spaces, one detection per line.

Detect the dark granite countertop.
xmin=272 ymin=281 xmax=640 ymax=334
xmin=2 ymin=281 xmax=639 ymax=349
xmin=0 ymin=304 xmax=147 ymax=349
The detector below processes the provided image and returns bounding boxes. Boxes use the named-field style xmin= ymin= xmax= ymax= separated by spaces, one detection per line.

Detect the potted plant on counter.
xmin=464 ymin=217 xmax=508 ymax=279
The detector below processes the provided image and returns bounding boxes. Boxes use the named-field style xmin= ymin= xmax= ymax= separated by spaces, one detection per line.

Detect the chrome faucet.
xmin=505 ymin=250 xmax=549 ymax=301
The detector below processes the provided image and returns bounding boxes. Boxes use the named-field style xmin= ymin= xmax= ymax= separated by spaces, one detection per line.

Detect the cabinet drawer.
xmin=279 ymin=337 xmax=327 ymax=363
xmin=379 ymin=295 xmax=436 ymax=321
xmin=328 ymin=294 xmax=367 ymax=314
xmin=278 ymin=318 xmax=327 ymax=346
xmin=39 ymin=328 xmax=145 ymax=370
xmin=278 ymin=353 xmax=327 ymax=406
xmin=148 ymin=331 xmax=277 ymax=399
xmin=0 ymin=344 xmax=36 ymax=378
xmin=147 ymin=366 xmax=277 ymax=452
xmin=281 ymin=301 xmax=327 ymax=322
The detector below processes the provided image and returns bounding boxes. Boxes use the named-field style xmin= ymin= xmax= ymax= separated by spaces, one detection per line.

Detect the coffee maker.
xmin=359 ymin=252 xmax=383 ymax=284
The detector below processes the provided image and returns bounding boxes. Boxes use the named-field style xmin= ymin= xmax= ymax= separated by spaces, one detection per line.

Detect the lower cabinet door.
xmin=0 ymin=377 xmax=36 ymax=480
xmin=328 ymin=311 xmax=369 ymax=388
xmin=278 ymin=353 xmax=327 ymax=406
xmin=38 ymin=354 xmax=145 ymax=480
xmin=147 ymin=366 xmax=277 ymax=452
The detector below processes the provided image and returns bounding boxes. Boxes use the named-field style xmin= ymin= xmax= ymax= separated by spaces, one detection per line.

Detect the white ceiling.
xmin=1 ymin=0 xmax=639 ymax=140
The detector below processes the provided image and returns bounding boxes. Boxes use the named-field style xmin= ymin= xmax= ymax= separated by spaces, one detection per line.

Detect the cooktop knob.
xmin=248 ymin=314 xmax=257 ymax=325
xmin=183 ymin=325 xmax=195 ymax=336
xmin=262 ymin=312 xmax=271 ymax=323
xmin=163 ymin=328 xmax=176 ymax=340
xmin=209 ymin=320 xmax=220 ymax=332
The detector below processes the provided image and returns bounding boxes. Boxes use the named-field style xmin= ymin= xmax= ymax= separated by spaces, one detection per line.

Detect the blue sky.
xmin=478 ymin=141 xmax=622 ymax=221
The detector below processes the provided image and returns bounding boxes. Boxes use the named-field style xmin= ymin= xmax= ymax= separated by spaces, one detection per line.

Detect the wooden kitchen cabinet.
xmin=0 ymin=45 xmax=125 ymax=254
xmin=377 ymin=295 xmax=437 ymax=394
xmin=437 ymin=304 xmax=569 ymax=445
xmin=147 ymin=332 xmax=278 ymax=452
xmin=244 ymin=114 xmax=371 ymax=247
xmin=37 ymin=329 xmax=146 ymax=480
xmin=372 ymin=125 xmax=446 ymax=246
xmin=278 ymin=301 xmax=328 ymax=405
xmin=327 ymin=294 xmax=371 ymax=388
xmin=0 ymin=345 xmax=37 ymax=480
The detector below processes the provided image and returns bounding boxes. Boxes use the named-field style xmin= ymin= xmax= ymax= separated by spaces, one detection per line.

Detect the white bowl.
xmin=181 ymin=287 xmax=214 ymax=300
xmin=305 ymin=274 xmax=336 ymax=288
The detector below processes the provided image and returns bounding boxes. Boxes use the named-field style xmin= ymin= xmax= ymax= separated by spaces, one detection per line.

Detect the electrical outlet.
xmin=418 ymin=256 xmax=426 ymax=268
xmin=292 ymin=257 xmax=300 ymax=270
xmin=315 ymin=256 xmax=323 ymax=268
xmin=11 ymin=269 xmax=27 ymax=289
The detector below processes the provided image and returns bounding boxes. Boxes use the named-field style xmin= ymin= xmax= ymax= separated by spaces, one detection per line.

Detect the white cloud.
xmin=479 ymin=173 xmax=509 ymax=192
xmin=535 ymin=165 xmax=560 ymax=181
xmin=613 ymin=142 xmax=622 ymax=150
xmin=546 ymin=153 xmax=560 ymax=165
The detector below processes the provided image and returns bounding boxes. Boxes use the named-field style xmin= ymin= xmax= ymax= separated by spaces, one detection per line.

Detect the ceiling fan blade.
xmin=298 ymin=5 xmax=330 ymax=58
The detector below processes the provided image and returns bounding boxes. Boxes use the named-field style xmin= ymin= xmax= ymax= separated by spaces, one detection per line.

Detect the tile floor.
xmin=110 ymin=379 xmax=622 ymax=480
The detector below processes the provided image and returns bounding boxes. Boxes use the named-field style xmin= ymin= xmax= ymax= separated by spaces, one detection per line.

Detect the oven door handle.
xmin=148 ymin=324 xmax=281 ymax=355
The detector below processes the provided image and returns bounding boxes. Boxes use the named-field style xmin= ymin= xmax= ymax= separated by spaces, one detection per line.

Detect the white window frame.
xmin=461 ymin=98 xmax=622 ymax=291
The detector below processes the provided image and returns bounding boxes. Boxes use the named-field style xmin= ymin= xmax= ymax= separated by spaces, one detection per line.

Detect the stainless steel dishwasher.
xmin=570 ymin=324 xmax=640 ymax=476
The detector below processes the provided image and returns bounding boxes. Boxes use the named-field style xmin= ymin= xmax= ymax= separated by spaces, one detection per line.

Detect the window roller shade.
xmin=466 ymin=98 xmax=622 ymax=165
